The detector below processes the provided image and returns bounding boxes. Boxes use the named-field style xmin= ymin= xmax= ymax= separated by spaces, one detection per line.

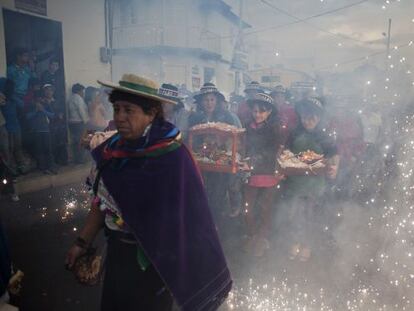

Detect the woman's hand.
xmin=65 ymin=244 xmax=86 ymax=270
xmin=80 ymin=132 xmax=94 ymax=149
xmin=65 ymin=194 xmax=105 ymax=270
xmin=325 ymin=155 xmax=340 ymax=179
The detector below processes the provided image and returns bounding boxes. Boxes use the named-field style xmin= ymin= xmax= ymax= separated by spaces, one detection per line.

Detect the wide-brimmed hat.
xmin=296 ymin=97 xmax=324 ymax=116
xmin=97 ymin=74 xmax=175 ymax=104
xmin=244 ymin=81 xmax=263 ymax=93
xmin=158 ymin=83 xmax=182 ymax=104
xmin=193 ymin=83 xmax=225 ymax=102
xmin=247 ymin=92 xmax=274 ymax=109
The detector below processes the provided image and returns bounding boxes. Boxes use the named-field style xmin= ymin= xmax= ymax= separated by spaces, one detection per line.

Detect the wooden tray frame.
xmin=188 ymin=127 xmax=245 ymax=174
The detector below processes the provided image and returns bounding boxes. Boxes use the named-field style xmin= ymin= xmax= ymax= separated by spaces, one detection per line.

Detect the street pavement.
xmin=0 ymin=180 xmax=392 ymax=310
xmin=0 ymin=184 xmax=103 ymax=311
xmin=0 ymin=182 xmax=341 ymax=311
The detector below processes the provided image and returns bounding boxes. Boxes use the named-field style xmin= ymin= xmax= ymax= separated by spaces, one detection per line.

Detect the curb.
xmin=15 ymin=164 xmax=90 ymax=195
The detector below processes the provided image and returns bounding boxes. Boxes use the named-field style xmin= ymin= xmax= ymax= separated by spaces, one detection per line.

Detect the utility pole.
xmin=234 ymin=0 xmax=244 ymax=95
xmin=232 ymin=0 xmax=245 ymax=95
xmin=386 ymin=18 xmax=392 ymax=69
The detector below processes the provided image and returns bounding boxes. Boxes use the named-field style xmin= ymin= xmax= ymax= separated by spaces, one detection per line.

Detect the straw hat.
xmin=97 ymin=74 xmax=175 ymax=104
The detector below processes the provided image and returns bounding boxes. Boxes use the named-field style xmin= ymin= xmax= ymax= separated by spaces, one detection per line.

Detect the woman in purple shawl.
xmin=65 ymin=74 xmax=232 ymax=311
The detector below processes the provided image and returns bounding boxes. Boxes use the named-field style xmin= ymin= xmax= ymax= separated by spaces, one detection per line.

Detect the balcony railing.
xmin=112 ymin=24 xmax=223 ymax=56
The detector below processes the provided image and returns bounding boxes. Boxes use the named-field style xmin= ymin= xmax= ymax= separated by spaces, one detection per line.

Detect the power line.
xmin=256 ymin=0 xmax=370 ymax=43
xmin=316 ymin=41 xmax=413 ymax=71
xmin=218 ymin=0 xmax=370 ymax=41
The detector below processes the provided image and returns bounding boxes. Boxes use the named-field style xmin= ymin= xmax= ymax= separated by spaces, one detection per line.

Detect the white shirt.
xmin=67 ymin=93 xmax=89 ymax=123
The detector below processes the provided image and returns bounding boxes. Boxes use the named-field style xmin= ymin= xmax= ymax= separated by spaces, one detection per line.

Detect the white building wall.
xmin=112 ymin=51 xmax=235 ymax=96
xmin=0 ymin=0 xmax=110 ymax=94
xmin=111 ymin=0 xmax=239 ymax=94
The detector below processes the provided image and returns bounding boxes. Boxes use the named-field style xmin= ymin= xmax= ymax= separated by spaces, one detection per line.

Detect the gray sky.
xmin=224 ymin=0 xmax=414 ymax=73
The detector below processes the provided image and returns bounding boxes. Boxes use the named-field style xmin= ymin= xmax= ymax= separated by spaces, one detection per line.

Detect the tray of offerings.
xmin=188 ymin=122 xmax=245 ymax=174
xmin=277 ymin=149 xmax=325 ymax=176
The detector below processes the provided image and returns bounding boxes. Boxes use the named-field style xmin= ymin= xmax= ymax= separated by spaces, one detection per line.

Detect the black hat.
xmin=246 ymin=92 xmax=274 ymax=109
xmin=158 ymin=83 xmax=182 ymax=104
xmin=296 ymin=97 xmax=324 ymax=116
xmin=244 ymin=81 xmax=263 ymax=93
xmin=270 ymin=85 xmax=287 ymax=95
xmin=193 ymin=83 xmax=225 ymax=102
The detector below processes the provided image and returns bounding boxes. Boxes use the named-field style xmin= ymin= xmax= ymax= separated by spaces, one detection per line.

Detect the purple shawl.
xmin=92 ymin=119 xmax=232 ymax=310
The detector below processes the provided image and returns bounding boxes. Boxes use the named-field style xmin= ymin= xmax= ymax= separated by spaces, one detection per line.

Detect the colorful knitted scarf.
xmin=102 ymin=126 xmax=182 ymax=160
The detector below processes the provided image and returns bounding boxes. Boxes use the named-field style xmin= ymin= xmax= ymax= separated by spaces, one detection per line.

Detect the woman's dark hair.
xmin=196 ymin=93 xmax=225 ymax=113
xmin=249 ymin=100 xmax=279 ymax=123
xmin=249 ymin=100 xmax=281 ymax=142
xmin=109 ymin=90 xmax=164 ymax=120
xmin=248 ymin=100 xmax=273 ymax=112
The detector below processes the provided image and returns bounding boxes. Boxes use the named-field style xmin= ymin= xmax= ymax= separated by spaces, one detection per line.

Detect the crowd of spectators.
xmin=0 ymin=48 xmax=112 ymax=201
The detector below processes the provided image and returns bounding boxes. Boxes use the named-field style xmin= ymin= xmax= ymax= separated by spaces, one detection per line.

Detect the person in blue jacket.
xmin=26 ymin=89 xmax=57 ymax=174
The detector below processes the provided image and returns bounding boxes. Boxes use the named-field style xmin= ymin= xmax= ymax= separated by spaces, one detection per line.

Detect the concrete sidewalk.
xmin=15 ymin=163 xmax=90 ymax=195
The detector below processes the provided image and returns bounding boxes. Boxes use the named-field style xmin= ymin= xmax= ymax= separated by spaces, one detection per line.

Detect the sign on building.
xmin=15 ymin=0 xmax=47 ymax=16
